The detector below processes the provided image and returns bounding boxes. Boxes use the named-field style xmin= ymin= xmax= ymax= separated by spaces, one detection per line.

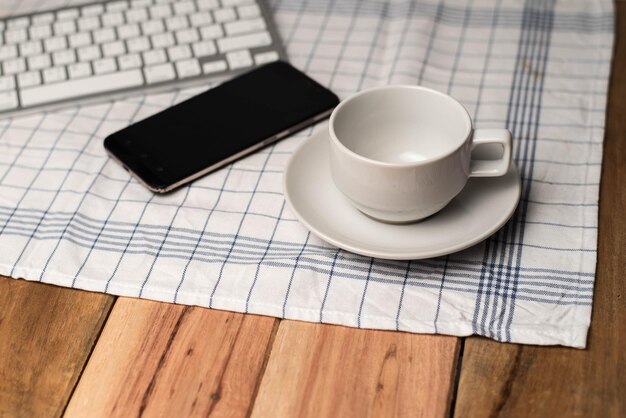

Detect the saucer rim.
xmin=283 ymin=129 xmax=521 ymax=260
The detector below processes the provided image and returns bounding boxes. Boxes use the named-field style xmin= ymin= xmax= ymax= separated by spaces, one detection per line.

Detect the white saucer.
xmin=283 ymin=128 xmax=521 ymax=260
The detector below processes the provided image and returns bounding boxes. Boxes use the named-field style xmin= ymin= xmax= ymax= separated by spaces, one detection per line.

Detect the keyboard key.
xmin=143 ymin=49 xmax=166 ymax=65
xmin=141 ymin=20 xmax=164 ymax=35
xmin=5 ymin=29 xmax=28 ymax=44
xmin=68 ymin=62 xmax=92 ymax=79
xmin=0 ymin=45 xmax=18 ymax=60
xmin=131 ymin=0 xmax=152 ymax=7
xmin=82 ymin=4 xmax=105 ymax=16
xmin=54 ymin=20 xmax=76 ymax=35
xmin=126 ymin=37 xmax=150 ymax=53
xmin=222 ymin=0 xmax=254 ymax=6
xmin=173 ymin=1 xmax=196 ymax=15
xmin=78 ymin=16 xmax=100 ymax=31
xmin=102 ymin=41 xmax=126 ymax=57
xmin=192 ymin=40 xmax=216 ymax=57
xmin=20 ymin=70 xmax=144 ymax=107
xmin=254 ymin=50 xmax=279 ymax=65
xmin=199 ymin=24 xmax=223 ymax=40
xmin=144 ymin=63 xmax=176 ymax=83
xmin=18 ymin=71 xmax=42 ymax=88
xmin=19 ymin=41 xmax=43 ymax=57
xmin=165 ymin=16 xmax=188 ymax=31
xmin=118 ymin=23 xmax=141 ymax=39
xmin=224 ymin=17 xmax=266 ymax=36
xmin=214 ymin=8 xmax=236 ymax=23
xmin=69 ymin=32 xmax=92 ymax=48
xmin=217 ymin=31 xmax=271 ymax=53
xmin=27 ymin=54 xmax=52 ymax=70
xmin=0 ymin=75 xmax=16 ymax=92
xmin=57 ymin=8 xmax=80 ymax=21
xmin=167 ymin=45 xmax=192 ymax=61
xmin=226 ymin=49 xmax=252 ymax=69
xmin=238 ymin=4 xmax=261 ymax=18
xmin=189 ymin=12 xmax=212 ymax=27
xmin=175 ymin=59 xmax=201 ymax=78
xmin=93 ymin=58 xmax=117 ymax=74
xmin=149 ymin=4 xmax=172 ymax=19
xmin=126 ymin=8 xmax=149 ymax=23
xmin=202 ymin=59 xmax=227 ymax=74
xmin=197 ymin=0 xmax=219 ymax=10
xmin=29 ymin=25 xmax=52 ymax=40
xmin=93 ymin=28 xmax=117 ymax=44
xmin=0 ymin=91 xmax=19 ymax=111
xmin=77 ymin=45 xmax=101 ymax=61
xmin=45 ymin=36 xmax=68 ymax=52
xmin=53 ymin=50 xmax=76 ymax=66
xmin=118 ymin=53 xmax=142 ymax=69
xmin=175 ymin=28 xmax=199 ymax=44
xmin=107 ymin=1 xmax=129 ymax=12
xmin=3 ymin=58 xmax=26 ymax=75
xmin=7 ymin=17 xmax=30 ymax=29
xmin=32 ymin=13 xmax=54 ymax=26
xmin=42 ymin=67 xmax=67 ymax=84
xmin=103 ymin=12 xmax=125 ymax=27
xmin=151 ymin=32 xmax=175 ymax=48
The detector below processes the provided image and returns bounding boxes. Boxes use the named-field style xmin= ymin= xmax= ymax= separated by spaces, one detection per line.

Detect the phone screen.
xmin=104 ymin=61 xmax=339 ymax=192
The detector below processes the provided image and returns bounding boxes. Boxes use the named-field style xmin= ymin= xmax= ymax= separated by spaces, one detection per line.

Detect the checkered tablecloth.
xmin=0 ymin=0 xmax=613 ymax=348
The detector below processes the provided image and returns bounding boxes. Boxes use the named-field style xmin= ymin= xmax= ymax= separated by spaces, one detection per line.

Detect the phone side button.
xmin=314 ymin=110 xmax=333 ymax=121
xmin=275 ymin=129 xmax=290 ymax=140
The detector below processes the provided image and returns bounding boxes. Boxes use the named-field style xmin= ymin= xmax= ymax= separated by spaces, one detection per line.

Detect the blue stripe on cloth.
xmin=0 ymin=209 xmax=599 ymax=280
xmin=495 ymin=0 xmax=553 ymax=340
xmin=504 ymin=0 xmax=557 ymax=341
xmin=174 ymin=166 xmax=235 ymax=303
xmin=395 ymin=260 xmax=412 ymax=331
xmin=139 ymin=186 xmax=193 ymax=297
xmin=209 ymin=144 xmax=275 ymax=307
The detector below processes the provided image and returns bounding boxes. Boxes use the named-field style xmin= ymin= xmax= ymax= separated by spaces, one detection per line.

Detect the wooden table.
xmin=1 ymin=5 xmax=624 ymax=418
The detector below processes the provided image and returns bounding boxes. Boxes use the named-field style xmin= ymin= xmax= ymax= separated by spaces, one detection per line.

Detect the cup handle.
xmin=469 ymin=128 xmax=512 ymax=177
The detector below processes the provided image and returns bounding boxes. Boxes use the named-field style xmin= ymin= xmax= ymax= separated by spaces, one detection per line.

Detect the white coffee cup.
xmin=328 ymin=85 xmax=512 ymax=223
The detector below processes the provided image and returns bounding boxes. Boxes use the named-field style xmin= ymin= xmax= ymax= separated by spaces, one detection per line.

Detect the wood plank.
xmin=0 ymin=276 xmax=115 ymax=418
xmin=65 ymin=298 xmax=278 ymax=418
xmin=452 ymin=4 xmax=626 ymax=417
xmin=250 ymin=321 xmax=460 ymax=418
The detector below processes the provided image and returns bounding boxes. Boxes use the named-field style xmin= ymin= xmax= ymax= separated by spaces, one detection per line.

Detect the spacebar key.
xmin=20 ymin=70 xmax=145 ymax=107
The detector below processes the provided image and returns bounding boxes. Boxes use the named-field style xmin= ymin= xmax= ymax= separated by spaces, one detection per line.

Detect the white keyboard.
xmin=0 ymin=0 xmax=284 ymax=117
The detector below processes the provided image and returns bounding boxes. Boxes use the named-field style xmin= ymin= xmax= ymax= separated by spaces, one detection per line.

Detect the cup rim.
xmin=328 ymin=85 xmax=473 ymax=168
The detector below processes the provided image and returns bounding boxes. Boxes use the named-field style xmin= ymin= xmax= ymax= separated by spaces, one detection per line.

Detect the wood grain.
xmin=64 ymin=298 xmax=278 ymax=418
xmin=452 ymin=4 xmax=626 ymax=417
xmin=0 ymin=276 xmax=114 ymax=418
xmin=250 ymin=321 xmax=460 ymax=418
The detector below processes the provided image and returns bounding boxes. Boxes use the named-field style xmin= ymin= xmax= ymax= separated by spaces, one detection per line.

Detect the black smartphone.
xmin=104 ymin=61 xmax=339 ymax=193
